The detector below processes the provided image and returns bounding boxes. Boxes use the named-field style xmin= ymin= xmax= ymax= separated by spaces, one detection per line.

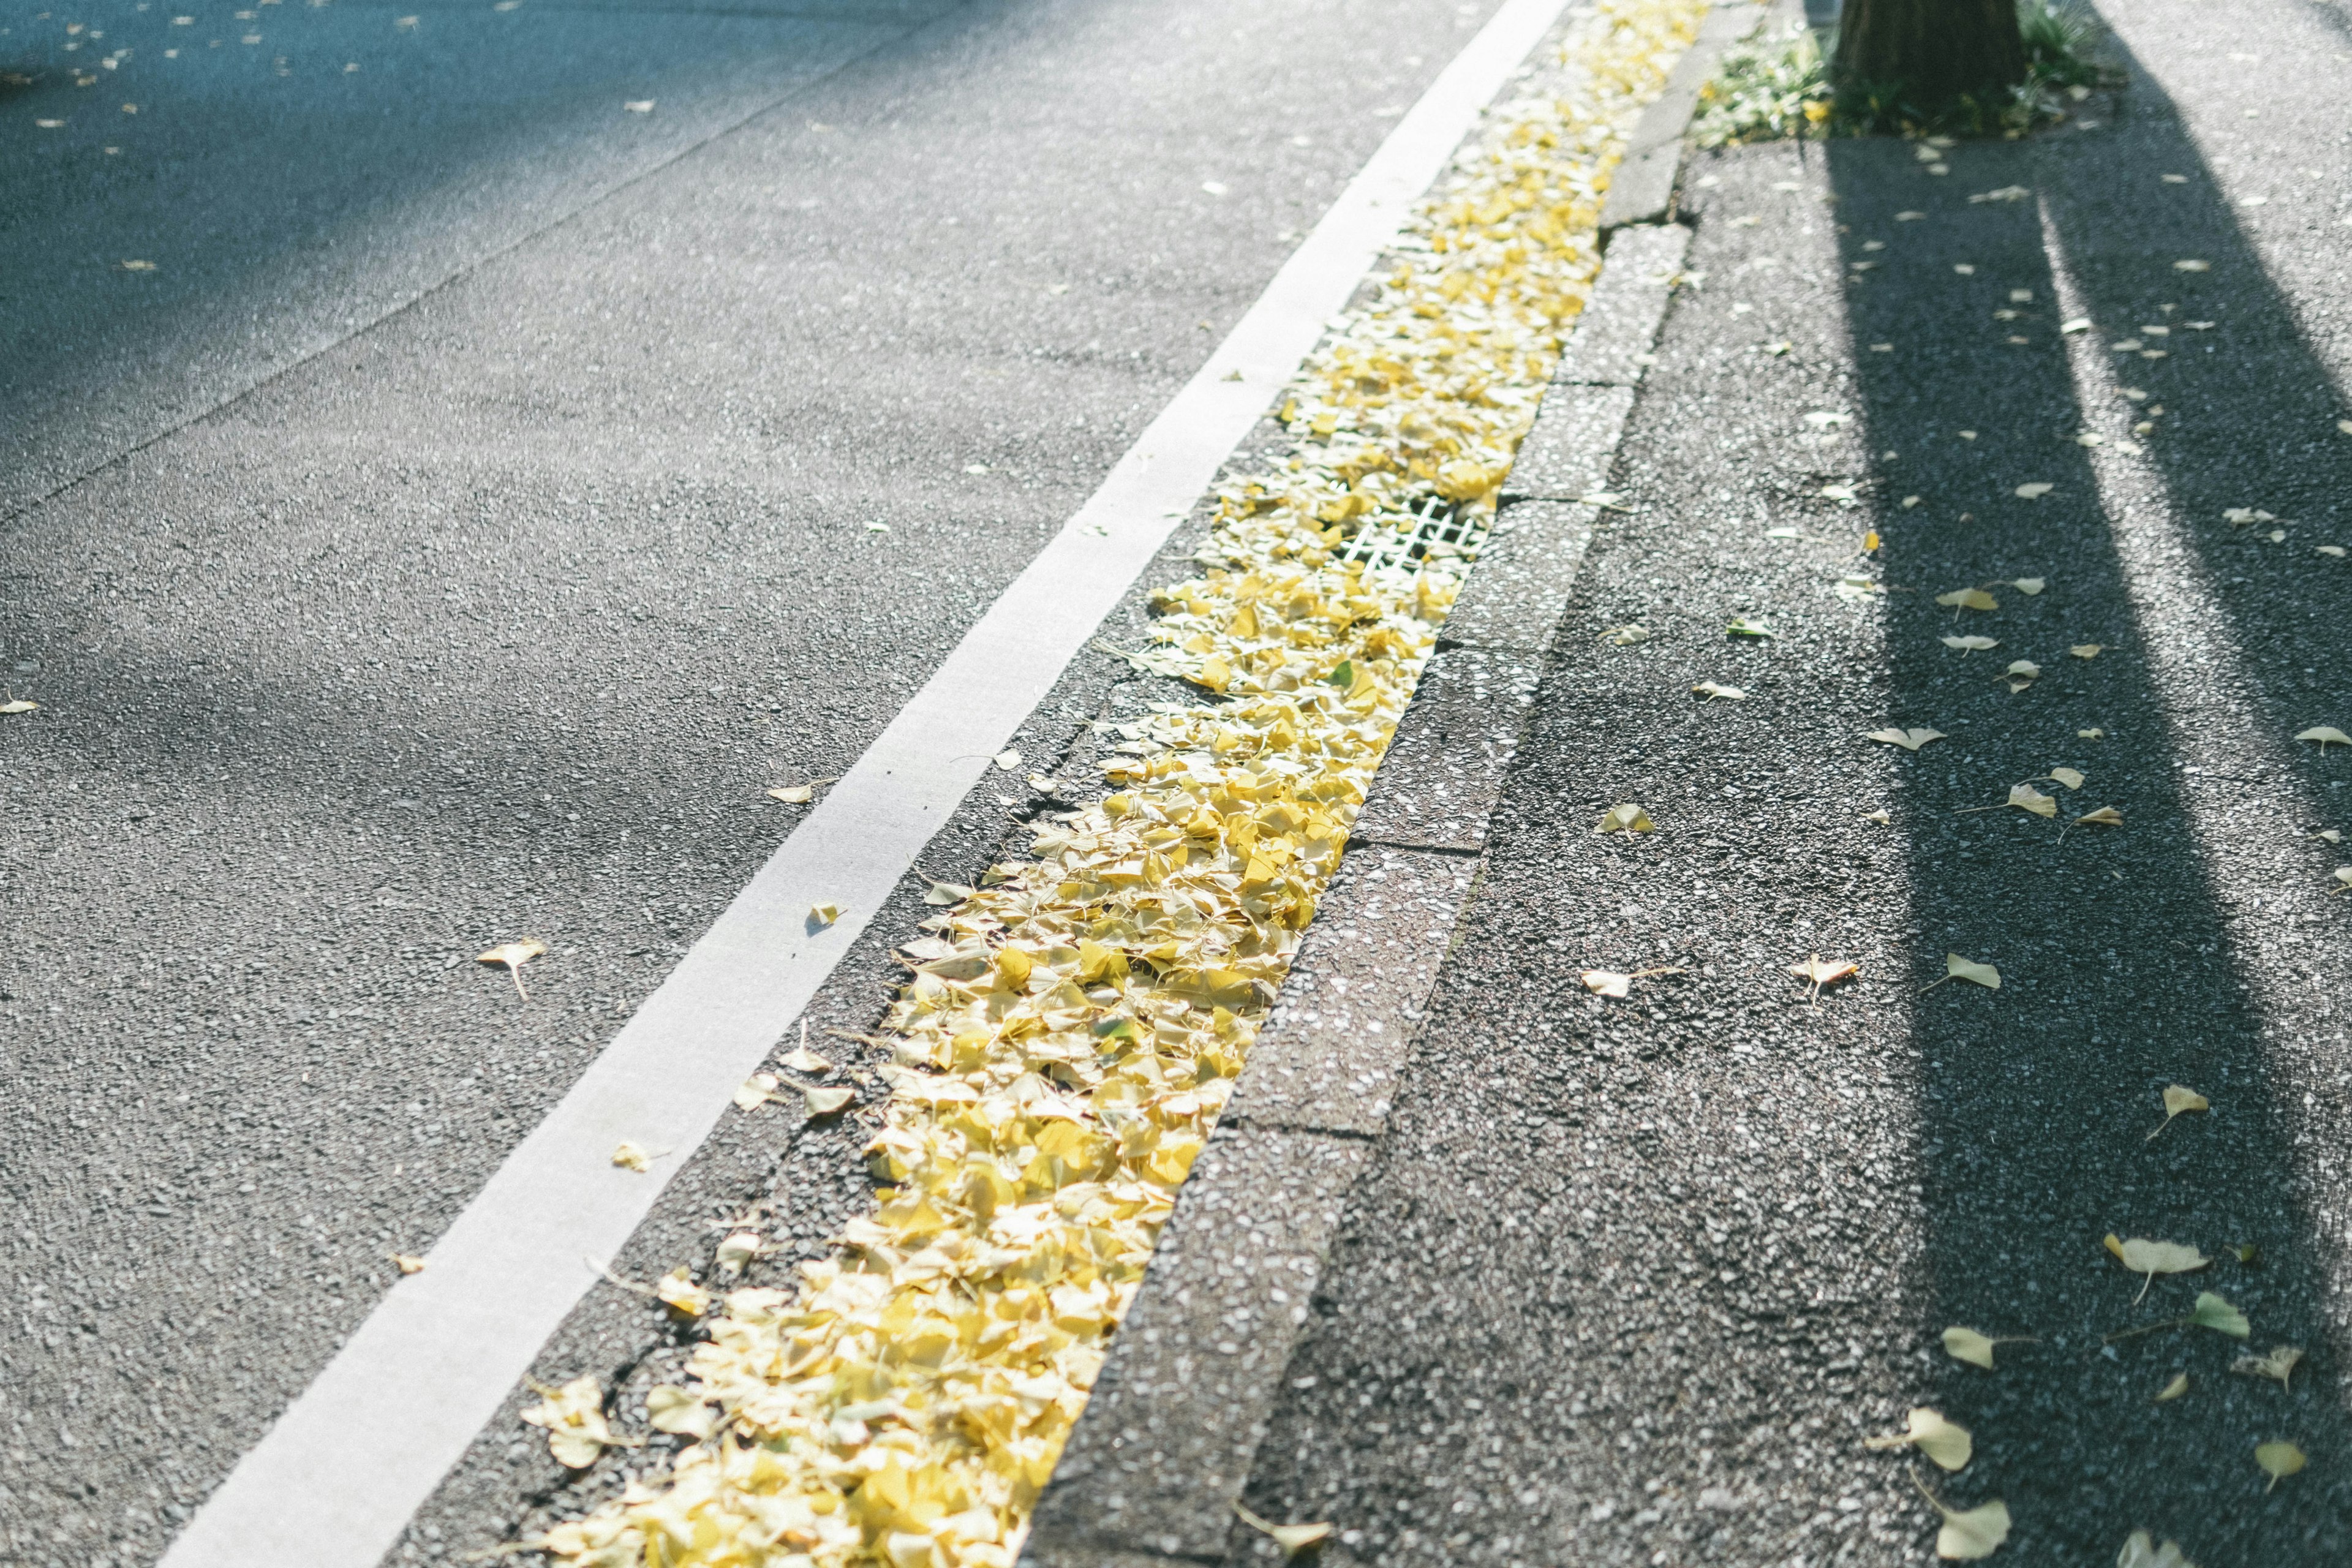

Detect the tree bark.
xmin=1832 ymin=0 xmax=2026 ymax=105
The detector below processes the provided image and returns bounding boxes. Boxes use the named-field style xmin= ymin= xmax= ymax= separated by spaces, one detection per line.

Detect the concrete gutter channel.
xmin=1020 ymin=10 xmax=1760 ymax=1564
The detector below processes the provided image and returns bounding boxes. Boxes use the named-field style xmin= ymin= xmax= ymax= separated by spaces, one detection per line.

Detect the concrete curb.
xmin=1596 ymin=0 xmax=1763 ymax=232
xmin=1020 ymin=23 xmax=1721 ymax=1566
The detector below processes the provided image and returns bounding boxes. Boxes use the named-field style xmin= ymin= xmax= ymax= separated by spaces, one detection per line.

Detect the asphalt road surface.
xmin=0 ymin=0 xmax=1511 ymax=1562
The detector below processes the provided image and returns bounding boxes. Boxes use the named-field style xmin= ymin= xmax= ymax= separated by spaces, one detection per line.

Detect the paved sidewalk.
xmin=1228 ymin=4 xmax=2352 ymax=1564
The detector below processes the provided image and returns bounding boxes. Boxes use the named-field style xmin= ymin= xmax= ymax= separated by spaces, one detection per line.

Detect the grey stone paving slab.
xmin=1225 ymin=846 xmax=1476 ymax=1137
xmin=1596 ymin=1 xmax=1762 ymax=230
xmin=1347 ymin=646 xmax=1541 ymax=853
xmin=1497 ymin=383 xmax=1635 ymax=502
xmin=1442 ymin=500 xmax=1599 ymax=653
xmin=1550 ymin=223 xmax=1691 ymax=386
xmin=1022 ymin=1124 xmax=1371 ymax=1566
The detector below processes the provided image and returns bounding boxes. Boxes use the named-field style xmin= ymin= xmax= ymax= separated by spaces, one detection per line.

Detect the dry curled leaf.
xmin=1692 ymin=680 xmax=1747 ymax=700
xmin=1868 ymin=1408 xmax=1973 ymax=1471
xmin=391 ymin=1253 xmax=426 ymax=1275
xmin=1937 ymin=589 xmax=1999 ymax=611
xmin=1578 ymin=965 xmax=1683 ymax=999
xmin=804 ymin=1085 xmax=855 ymax=1115
xmin=2075 ymin=806 xmax=2124 ymax=828
xmin=1869 ymin=726 xmax=1947 ymax=752
xmin=646 ymin=1384 xmax=718 ymax=1441
xmin=766 ymin=783 xmax=815 ymax=804
xmin=2070 ymin=643 xmax=2103 ymax=659
xmin=2147 ymin=1084 xmax=2208 ymax=1140
xmin=2256 ymin=1441 xmax=2305 ymax=1491
xmin=2010 ymin=577 xmax=2045 ymax=595
xmin=1726 ymin=616 xmax=1776 ymax=638
xmin=612 ymin=1142 xmax=652 ymax=1172
xmin=2004 ymin=659 xmax=2041 ymax=692
xmin=1596 ymin=804 xmax=1655 ymax=835
xmin=654 ymin=1267 xmax=710 ymax=1317
xmin=807 ymin=902 xmax=841 ymax=929
xmin=522 ymin=1375 xmax=625 ymax=1470
xmin=1233 ymin=1502 xmax=1333 ymax=1558
xmin=1788 ymin=953 xmax=1860 ymax=997
xmin=2233 ymin=1346 xmax=2303 ymax=1392
xmin=1602 ymin=624 xmax=1652 ymax=645
xmin=0 ymin=699 xmax=38 ymax=715
xmin=477 ymin=939 xmax=546 ymax=999
xmin=2153 ymin=1372 xmax=2190 ymax=1403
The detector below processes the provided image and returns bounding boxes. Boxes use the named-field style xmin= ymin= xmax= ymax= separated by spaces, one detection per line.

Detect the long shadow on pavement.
xmin=1826 ymin=82 xmax=2352 ymax=1559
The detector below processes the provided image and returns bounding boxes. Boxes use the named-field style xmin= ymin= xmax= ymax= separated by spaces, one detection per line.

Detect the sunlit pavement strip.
xmin=151 ymin=3 xmax=1649 ymax=1566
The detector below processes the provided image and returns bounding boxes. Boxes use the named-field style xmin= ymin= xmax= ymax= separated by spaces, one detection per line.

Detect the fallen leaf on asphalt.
xmin=2079 ymin=728 xmax=2107 ymax=741
xmin=477 ymin=939 xmax=546 ymax=999
xmin=2190 ymin=1291 xmax=2250 ymax=1336
xmin=1937 ymin=589 xmax=1998 ymax=611
xmin=1596 ymin=804 xmax=1656 ymax=834
xmin=2233 ymin=1346 xmax=2303 ymax=1392
xmin=2070 ymin=644 xmax=2103 ymax=658
xmin=1579 ymin=965 xmax=1685 ymax=999
xmin=1233 ymin=1502 xmax=1332 ymax=1557
xmin=612 ymin=1142 xmax=652 ymax=1172
xmin=714 ymin=1231 xmax=760 ymax=1273
xmin=1943 ymin=635 xmax=1999 ymax=652
xmin=2073 ymin=806 xmax=2124 ymax=829
xmin=804 ymin=1085 xmax=855 ymax=1115
xmin=2104 ymin=1235 xmax=2209 ymax=1303
xmin=0 ymin=699 xmax=38 ymax=715
xmin=646 ymin=1385 xmax=717 ymax=1440
xmin=733 ymin=1072 xmax=782 ymax=1111
xmin=1602 ymin=624 xmax=1651 ymax=645
xmin=2117 ymin=1530 xmax=2198 ymax=1568
xmin=2005 ymin=660 xmax=2041 ymax=692
xmin=2321 ymin=546 xmax=2346 ymax=558
xmin=2223 ymin=508 xmax=2275 ymax=526
xmin=1924 ymin=954 xmax=2000 ymax=992
xmin=623 ymin=99 xmax=654 ymax=113
xmin=923 ymin=879 xmax=974 ymax=905
xmin=2048 ymin=767 xmax=2085 ymax=790
xmin=1788 ymin=954 xmax=1860 ymax=998
xmin=2256 ymin=1441 xmax=2305 ymax=1491
xmin=2011 ymin=578 xmax=2045 ymax=595
xmin=993 ymin=749 xmax=1023 ymax=771
xmin=766 ymin=784 xmax=815 ymax=804
xmin=782 ymin=1046 xmax=832 ymax=1072
xmin=1941 ymin=1327 xmax=2034 ymax=1368
xmin=1692 ymin=681 xmax=1747 ymax=700
xmin=2318 ymin=829 xmax=2344 ymax=844
xmin=2173 ymin=258 xmax=2210 ymax=271
xmin=2295 ymin=726 xmax=2351 ymax=750
xmin=2154 ymin=1373 xmax=2190 ymax=1403
xmin=654 ymin=1268 xmax=710 ymax=1316
xmin=1866 ymin=809 xmax=1893 ymax=824
xmin=391 ymin=1253 xmax=426 ymax=1275
xmin=2147 ymin=1084 xmax=2208 ymax=1140
xmin=2007 ymin=783 xmax=2056 ymax=816
xmin=2340 ymin=420 xmax=2352 ymax=436
xmin=522 ymin=1375 xmax=624 ymax=1469
xmin=2015 ymin=483 xmax=2054 ymax=499
xmin=1866 ymin=1408 xmax=1972 ymax=1471
xmin=2334 ymin=868 xmax=2352 ymax=893
xmin=808 ymin=902 xmax=841 ymax=929
xmin=1869 ymin=726 xmax=1947 ymax=751
xmin=1726 ymin=616 xmax=1776 ymax=638
xmin=2061 ymin=317 xmax=2092 ymax=334
xmin=1910 ymin=1472 xmax=2010 ymax=1560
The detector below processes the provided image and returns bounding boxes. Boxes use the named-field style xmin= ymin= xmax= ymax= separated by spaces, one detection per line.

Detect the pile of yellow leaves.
xmin=532 ymin=4 xmax=1708 ymax=1566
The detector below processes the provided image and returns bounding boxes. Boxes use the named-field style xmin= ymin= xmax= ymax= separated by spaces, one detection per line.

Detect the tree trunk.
xmin=1832 ymin=0 xmax=2026 ymax=105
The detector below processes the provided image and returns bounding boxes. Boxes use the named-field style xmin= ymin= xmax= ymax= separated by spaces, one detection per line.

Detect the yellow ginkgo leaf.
xmin=2048 ymin=767 xmax=2085 ymax=790
xmin=1596 ymin=804 xmax=1655 ymax=834
xmin=1867 ymin=1407 xmax=1973 ymax=1471
xmin=992 ymin=748 xmax=1023 ymax=771
xmin=807 ymin=902 xmax=841 ymax=929
xmin=1925 ymin=954 xmax=2000 ymax=991
xmin=733 ymin=1073 xmax=782 ymax=1111
xmin=2070 ymin=643 xmax=2103 ymax=659
xmin=2074 ymin=806 xmax=2124 ymax=828
xmin=1943 ymin=635 xmax=1999 ymax=652
xmin=1234 ymin=1502 xmax=1333 ymax=1558
xmin=1943 ymin=1327 xmax=1997 ymax=1368
xmin=2296 ymin=726 xmax=2351 ymax=750
xmin=1787 ymin=954 xmax=1860 ymax=995
xmin=654 ymin=1267 xmax=710 ymax=1316
xmin=521 ymin=1374 xmax=622 ymax=1469
xmin=477 ymin=938 xmax=547 ymax=999
xmin=1869 ymin=726 xmax=1947 ymax=752
xmin=1580 ymin=969 xmax=1632 ymax=998
xmin=0 ymin=699 xmax=38 ymax=715
xmin=2011 ymin=577 xmax=2046 ymax=595
xmin=391 ymin=1253 xmax=426 ymax=1275
xmin=804 ymin=1085 xmax=855 ymax=1115
xmin=2189 ymin=1291 xmax=2250 ymax=1337
xmin=923 ymin=879 xmax=974 ymax=905
xmin=646 ymin=1385 xmax=718 ymax=1440
xmin=1937 ymin=589 xmax=1999 ymax=611
xmin=2233 ymin=1346 xmax=2303 ymax=1392
xmin=766 ymin=783 xmax=814 ymax=804
xmin=1911 ymin=1473 xmax=2010 ymax=1560
xmin=782 ymin=1046 xmax=832 ymax=1072
xmin=2007 ymin=783 xmax=2057 ymax=818
xmin=2256 ymin=1440 xmax=2305 ymax=1491
xmin=714 ymin=1231 xmax=760 ymax=1272
xmin=612 ymin=1142 xmax=652 ymax=1172
xmin=2147 ymin=1085 xmax=2208 ymax=1140
xmin=2154 ymin=1372 xmax=2190 ymax=1403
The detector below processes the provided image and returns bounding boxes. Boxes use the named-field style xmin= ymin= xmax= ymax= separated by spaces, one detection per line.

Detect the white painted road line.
xmin=157 ymin=2 xmax=1575 ymax=1562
